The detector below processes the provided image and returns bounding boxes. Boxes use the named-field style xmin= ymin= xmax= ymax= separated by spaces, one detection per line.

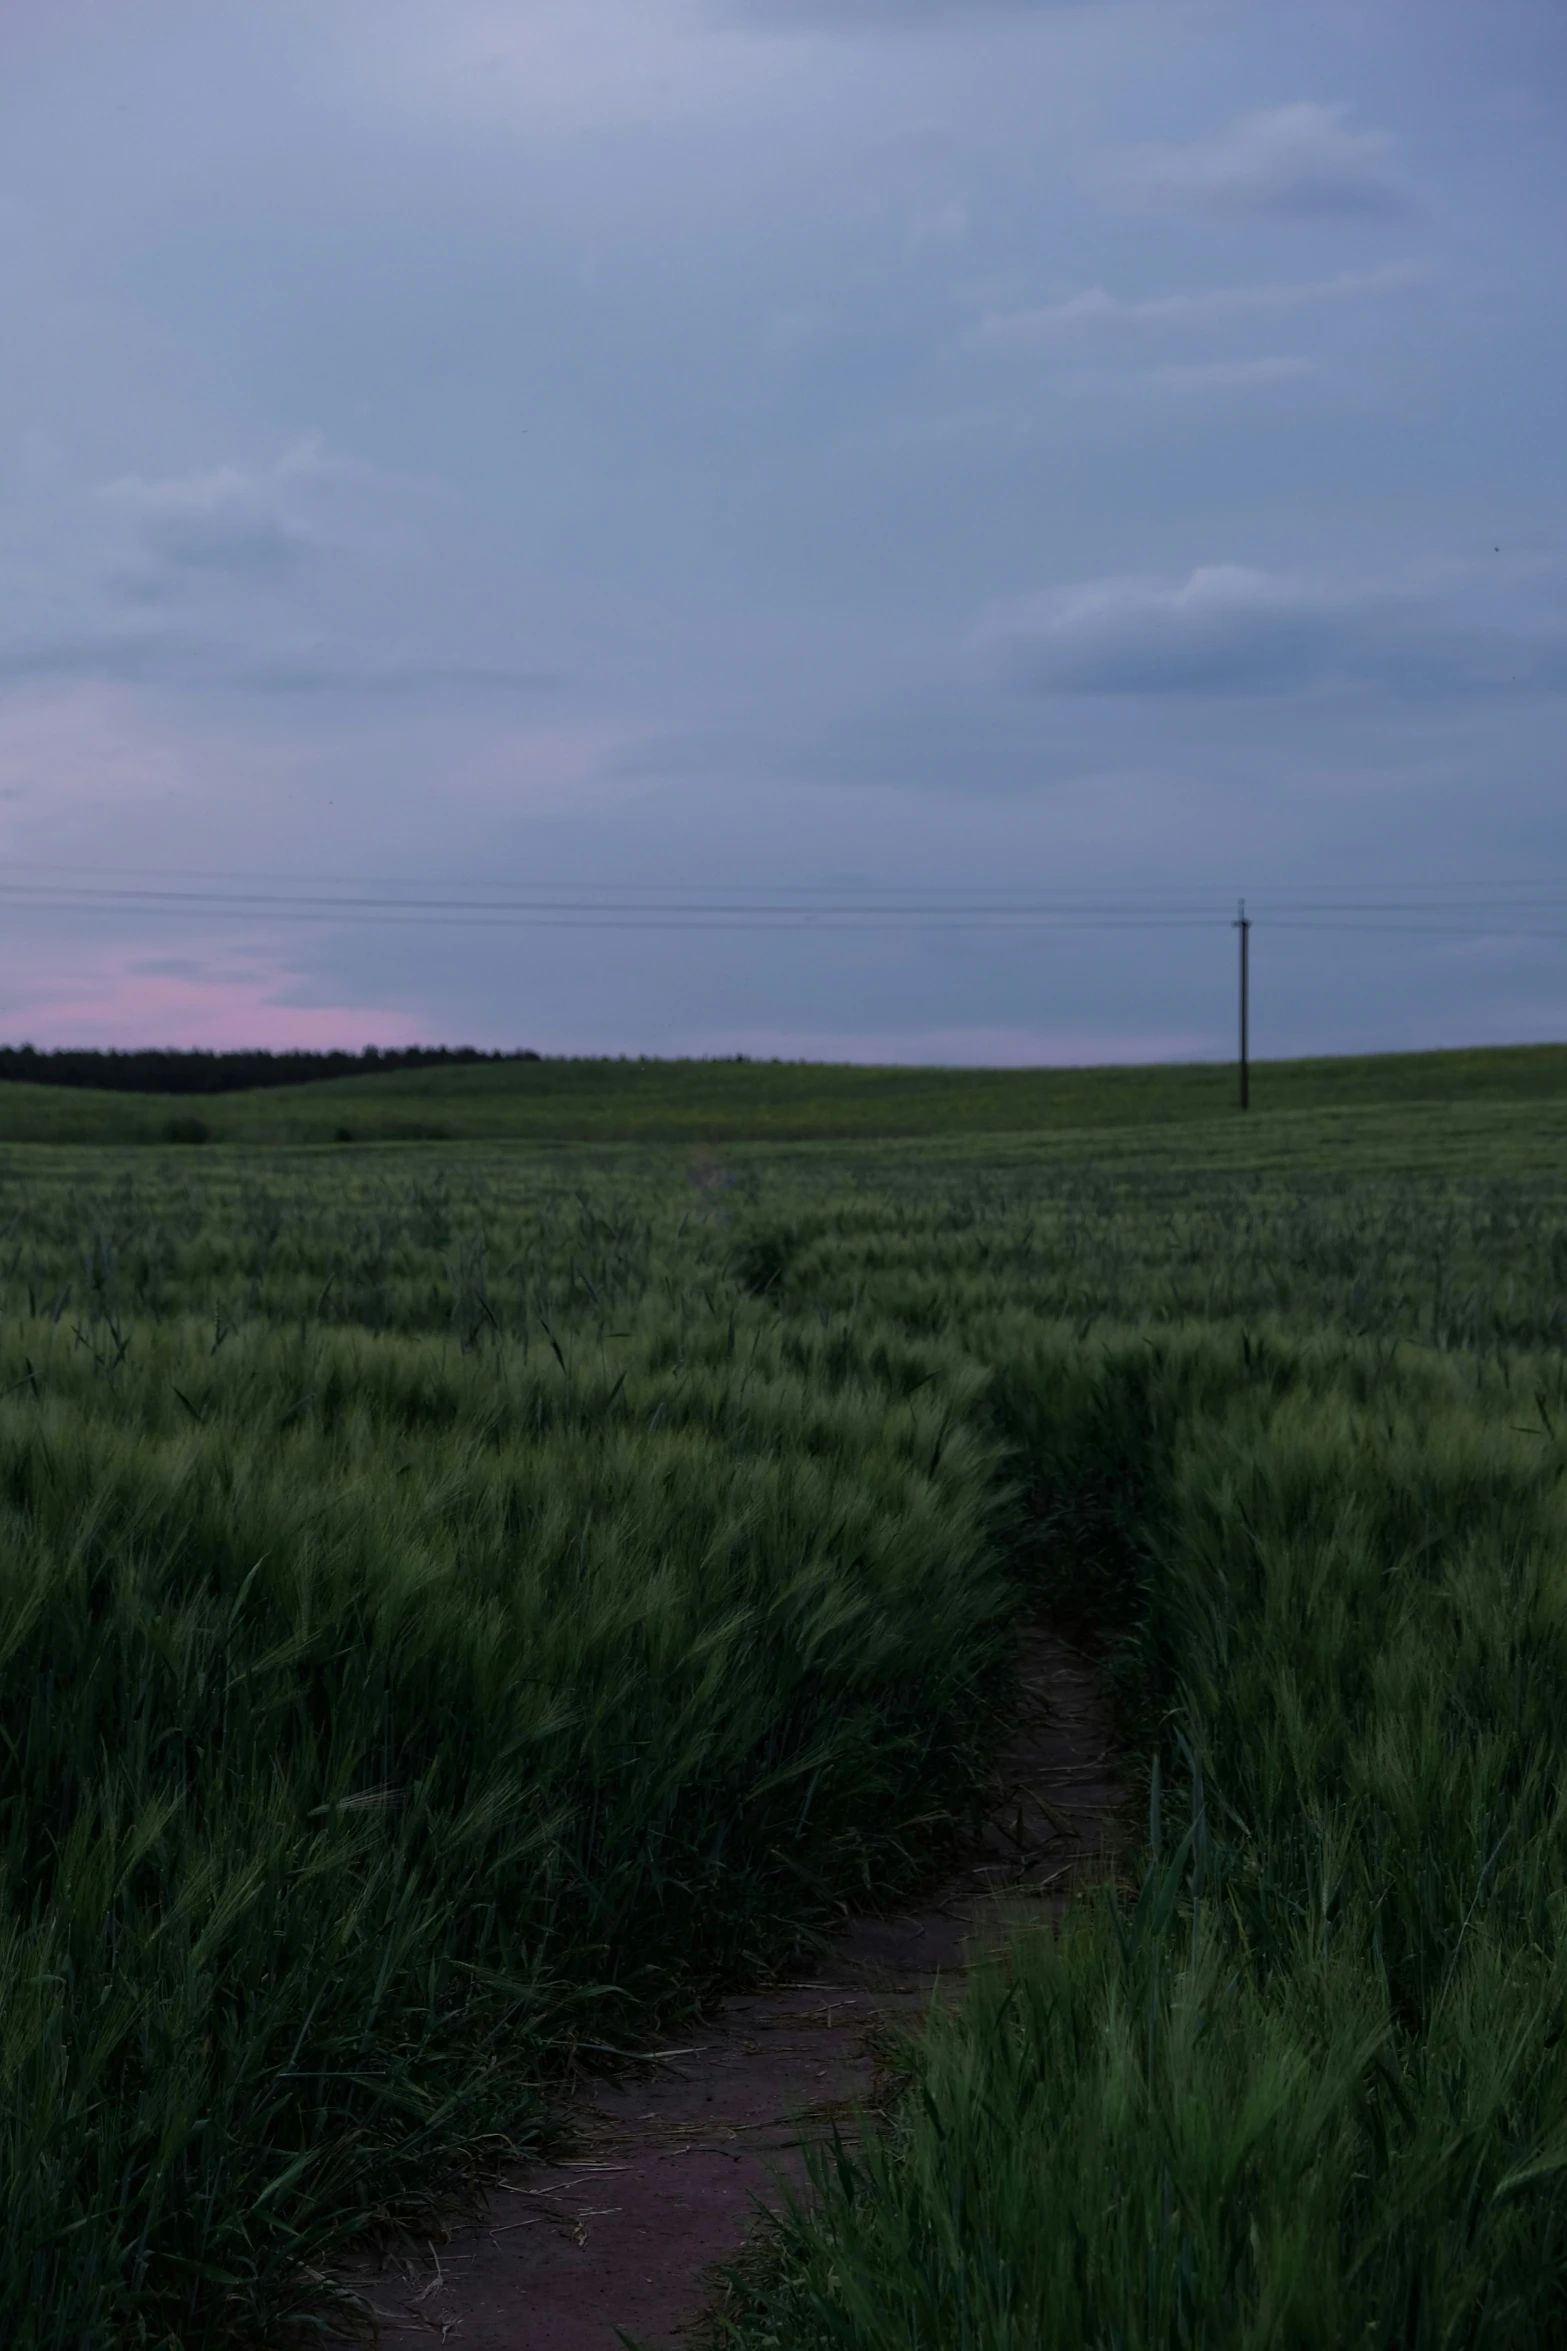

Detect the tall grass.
xmin=0 ymin=1212 xmax=1008 ymax=2342
xmin=733 ymin=1331 xmax=1567 ymax=2348
xmin=7 ymin=1133 xmax=1567 ymax=2341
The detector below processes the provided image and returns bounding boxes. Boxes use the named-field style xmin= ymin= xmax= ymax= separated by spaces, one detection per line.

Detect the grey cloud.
xmin=104 ymin=462 xmax=314 ymax=587
xmin=980 ymin=567 xmax=1341 ymax=693
xmin=1138 ymin=355 xmax=1316 ymax=396
xmin=1103 ymin=103 xmax=1408 ymax=218
xmin=231 ymin=651 xmax=561 ymax=697
xmin=96 ymin=439 xmax=441 ymax=599
xmin=0 ymin=631 xmax=193 ymax=687
xmin=0 ymin=626 xmax=557 ymax=698
xmin=979 ymin=262 xmax=1432 ymax=344
xmin=975 ymin=566 xmax=1567 ymax=697
xmin=720 ymin=0 xmax=1080 ymax=28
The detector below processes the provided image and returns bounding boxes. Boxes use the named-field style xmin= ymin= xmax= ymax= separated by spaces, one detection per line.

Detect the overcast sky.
xmin=0 ymin=0 xmax=1563 ymax=1062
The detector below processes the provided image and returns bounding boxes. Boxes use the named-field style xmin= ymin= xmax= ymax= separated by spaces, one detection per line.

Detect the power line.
xmin=0 ymin=872 xmax=1564 ymax=934
xmin=0 ymin=877 xmax=1233 ymax=928
xmin=5 ymin=855 xmax=1567 ymax=913
xmin=0 ymin=856 xmax=1565 ymax=945
xmin=1265 ymin=920 xmax=1567 ymax=940
xmin=0 ymin=882 xmax=1231 ymax=918
xmin=0 ymin=857 xmax=1252 ymax=904
xmin=6 ymin=859 xmax=1564 ymax=1123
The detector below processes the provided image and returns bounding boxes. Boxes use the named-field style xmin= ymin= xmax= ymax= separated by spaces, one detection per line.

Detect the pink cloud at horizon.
xmin=0 ymin=960 xmax=430 ymax=1054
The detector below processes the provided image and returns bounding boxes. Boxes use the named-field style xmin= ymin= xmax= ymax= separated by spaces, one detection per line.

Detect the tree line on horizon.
xmin=0 ymin=1045 xmax=541 ymax=1096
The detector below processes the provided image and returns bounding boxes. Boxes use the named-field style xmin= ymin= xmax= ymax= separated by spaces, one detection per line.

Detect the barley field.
xmin=7 ymin=1070 xmax=1567 ymax=2344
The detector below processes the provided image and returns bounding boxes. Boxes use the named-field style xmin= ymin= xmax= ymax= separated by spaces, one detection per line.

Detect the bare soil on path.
xmin=337 ymin=1630 xmax=1126 ymax=2350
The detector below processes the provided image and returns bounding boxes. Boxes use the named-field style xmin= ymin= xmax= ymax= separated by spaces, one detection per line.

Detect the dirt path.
xmin=337 ymin=1629 xmax=1125 ymax=2349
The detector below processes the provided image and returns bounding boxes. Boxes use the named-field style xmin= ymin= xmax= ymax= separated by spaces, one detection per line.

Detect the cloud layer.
xmin=980 ymin=262 xmax=1432 ymax=346
xmin=976 ymin=566 xmax=1567 ymax=697
xmin=0 ymin=0 xmax=1562 ymax=1059
xmin=1104 ymin=103 xmax=1408 ymax=217
xmin=105 ymin=463 xmax=314 ymax=590
xmin=727 ymin=0 xmax=1074 ymax=27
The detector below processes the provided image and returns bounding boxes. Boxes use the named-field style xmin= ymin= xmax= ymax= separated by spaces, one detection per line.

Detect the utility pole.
xmin=1236 ymin=898 xmax=1251 ymax=1111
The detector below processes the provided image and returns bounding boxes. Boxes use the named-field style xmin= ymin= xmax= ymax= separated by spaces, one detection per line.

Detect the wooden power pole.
xmin=1236 ymin=898 xmax=1251 ymax=1111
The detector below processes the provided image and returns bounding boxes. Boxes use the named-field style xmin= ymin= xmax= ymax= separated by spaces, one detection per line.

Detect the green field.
xmin=7 ymin=1051 xmax=1567 ymax=2344
xmin=5 ymin=1036 xmax=1567 ymax=1145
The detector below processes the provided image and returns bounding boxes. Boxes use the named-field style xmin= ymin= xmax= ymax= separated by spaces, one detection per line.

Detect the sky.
xmin=0 ymin=0 xmax=1563 ymax=1063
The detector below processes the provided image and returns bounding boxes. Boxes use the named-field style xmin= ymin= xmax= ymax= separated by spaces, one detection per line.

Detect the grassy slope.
xmin=1 ymin=1037 xmax=1567 ymax=1145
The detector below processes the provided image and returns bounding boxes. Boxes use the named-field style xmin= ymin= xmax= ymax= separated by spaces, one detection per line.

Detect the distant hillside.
xmin=0 ymin=1045 xmax=540 ymax=1095
xmin=0 ymin=1040 xmax=1565 ymax=1147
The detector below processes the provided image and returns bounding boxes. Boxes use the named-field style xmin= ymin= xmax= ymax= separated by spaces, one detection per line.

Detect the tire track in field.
xmin=337 ymin=1629 xmax=1126 ymax=2349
